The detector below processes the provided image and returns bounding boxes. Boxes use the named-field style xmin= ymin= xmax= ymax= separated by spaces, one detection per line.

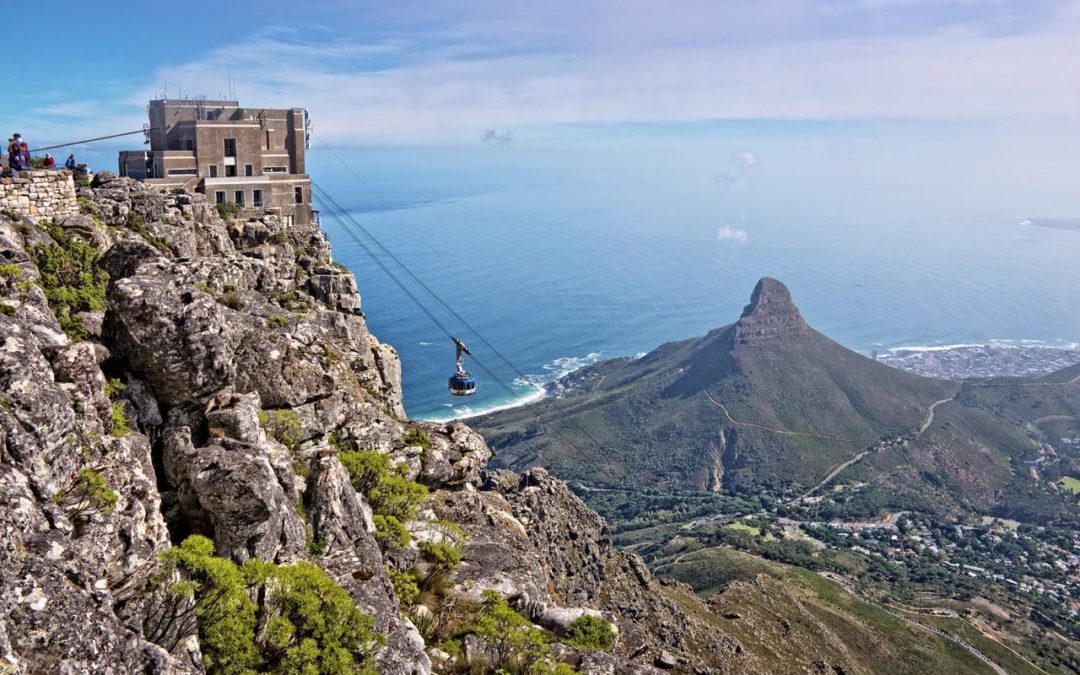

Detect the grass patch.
xmin=215 ymin=201 xmax=242 ymax=220
xmin=1059 ymin=476 xmax=1080 ymax=494
xmin=0 ymin=264 xmax=21 ymax=279
xmin=29 ymin=222 xmax=109 ymax=340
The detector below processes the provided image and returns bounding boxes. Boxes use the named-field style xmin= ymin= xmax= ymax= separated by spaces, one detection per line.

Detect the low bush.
xmin=110 ymin=401 xmax=129 ymax=437
xmin=53 ymin=468 xmax=119 ymax=520
xmin=562 ymin=615 xmax=615 ymax=652
xmin=29 ymin=221 xmax=108 ymax=340
xmin=215 ymin=201 xmax=242 ymax=220
xmin=373 ymin=514 xmax=411 ymax=552
xmin=338 ymin=450 xmax=428 ymax=522
xmin=259 ymin=409 xmax=305 ymax=474
xmin=267 ymin=314 xmax=288 ymax=329
xmin=0 ymin=263 xmax=20 ymax=278
xmin=159 ymin=535 xmax=382 ymax=674
xmin=401 ymin=428 xmax=431 ymax=450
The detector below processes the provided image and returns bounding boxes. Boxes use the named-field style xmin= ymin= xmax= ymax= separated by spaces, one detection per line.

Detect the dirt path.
xmin=702 ymin=389 xmax=856 ymax=443
xmin=919 ymin=393 xmax=958 ymax=433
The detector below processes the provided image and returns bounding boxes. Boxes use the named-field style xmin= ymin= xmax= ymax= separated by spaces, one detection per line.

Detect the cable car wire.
xmin=28 ymin=128 xmax=158 ymax=153
xmin=313 ymin=136 xmax=535 ymax=387
xmin=311 ymin=181 xmax=525 ymax=405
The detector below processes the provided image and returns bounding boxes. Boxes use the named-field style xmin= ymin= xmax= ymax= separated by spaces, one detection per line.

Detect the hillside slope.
xmin=476 ymin=278 xmax=954 ymax=495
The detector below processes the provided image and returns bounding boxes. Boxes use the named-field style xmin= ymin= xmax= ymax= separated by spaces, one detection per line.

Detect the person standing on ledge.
xmin=43 ymin=153 xmax=55 ymax=169
xmin=7 ymin=135 xmax=21 ymax=171
xmin=65 ymin=153 xmax=76 ymax=170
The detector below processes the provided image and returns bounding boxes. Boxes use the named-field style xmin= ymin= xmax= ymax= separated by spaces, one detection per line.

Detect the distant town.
xmin=875 ymin=342 xmax=1080 ymax=379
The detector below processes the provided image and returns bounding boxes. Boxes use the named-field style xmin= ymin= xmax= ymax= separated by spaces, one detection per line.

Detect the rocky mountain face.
xmin=0 ymin=175 xmax=765 ymax=674
xmin=732 ymin=278 xmax=809 ymax=344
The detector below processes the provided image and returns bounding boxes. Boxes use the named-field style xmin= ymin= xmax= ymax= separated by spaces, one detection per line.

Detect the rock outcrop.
xmin=0 ymin=176 xmax=761 ymax=674
xmin=734 ymin=277 xmax=808 ymax=343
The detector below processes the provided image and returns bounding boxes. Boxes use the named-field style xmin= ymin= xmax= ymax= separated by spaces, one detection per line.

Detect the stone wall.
xmin=0 ymin=170 xmax=78 ymax=222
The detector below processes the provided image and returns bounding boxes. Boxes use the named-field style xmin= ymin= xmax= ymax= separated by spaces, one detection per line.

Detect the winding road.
xmin=792 ymin=390 xmax=960 ymax=503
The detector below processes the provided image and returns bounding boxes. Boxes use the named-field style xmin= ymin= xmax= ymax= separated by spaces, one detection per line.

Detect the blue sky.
xmin=6 ymin=0 xmax=1080 ymax=197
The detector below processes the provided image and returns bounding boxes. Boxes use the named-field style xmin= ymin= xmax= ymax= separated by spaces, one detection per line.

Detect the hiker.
xmin=7 ymin=136 xmax=21 ymax=171
xmin=43 ymin=153 xmax=55 ymax=169
xmin=65 ymin=153 xmax=76 ymax=170
xmin=18 ymin=141 xmax=29 ymax=169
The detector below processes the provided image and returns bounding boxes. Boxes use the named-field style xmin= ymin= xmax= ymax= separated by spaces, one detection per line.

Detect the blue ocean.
xmin=305 ymin=127 xmax=1080 ymax=421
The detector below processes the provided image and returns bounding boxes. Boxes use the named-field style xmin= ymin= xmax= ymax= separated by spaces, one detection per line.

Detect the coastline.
xmin=415 ymin=339 xmax=1080 ymax=422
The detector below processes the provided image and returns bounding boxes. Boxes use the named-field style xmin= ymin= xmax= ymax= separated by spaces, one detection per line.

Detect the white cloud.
xmin=717 ymin=225 xmax=749 ymax=244
xmin=20 ymin=1 xmax=1072 ymax=144
xmin=721 ymin=152 xmax=758 ymax=191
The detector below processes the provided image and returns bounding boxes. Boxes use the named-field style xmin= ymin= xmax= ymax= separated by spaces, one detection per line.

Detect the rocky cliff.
xmin=0 ymin=174 xmax=763 ymax=674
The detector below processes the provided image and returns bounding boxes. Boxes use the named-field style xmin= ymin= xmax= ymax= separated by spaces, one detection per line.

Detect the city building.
xmin=118 ymin=99 xmax=314 ymax=225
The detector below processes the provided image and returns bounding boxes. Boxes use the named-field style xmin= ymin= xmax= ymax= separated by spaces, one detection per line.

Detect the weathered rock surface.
xmin=0 ymin=176 xmax=762 ymax=674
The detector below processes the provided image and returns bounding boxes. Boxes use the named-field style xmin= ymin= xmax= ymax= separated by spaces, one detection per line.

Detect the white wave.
xmin=417 ymin=350 xmax=608 ymax=422
xmin=419 ymin=341 xmax=434 ymax=346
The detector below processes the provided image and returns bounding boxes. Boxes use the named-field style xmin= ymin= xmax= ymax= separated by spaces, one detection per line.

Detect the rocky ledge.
xmin=0 ymin=174 xmax=763 ymax=674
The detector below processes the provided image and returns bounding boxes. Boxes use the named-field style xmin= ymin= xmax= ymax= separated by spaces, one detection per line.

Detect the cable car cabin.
xmin=448 ymin=371 xmax=477 ymax=396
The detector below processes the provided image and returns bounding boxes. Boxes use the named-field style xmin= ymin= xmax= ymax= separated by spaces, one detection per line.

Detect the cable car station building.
xmin=118 ymin=99 xmax=314 ymax=225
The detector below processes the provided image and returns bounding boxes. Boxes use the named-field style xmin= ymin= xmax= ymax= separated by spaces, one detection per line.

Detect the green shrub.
xmin=267 ymin=314 xmax=288 ymax=329
xmin=401 ymin=428 xmax=431 ymax=450
xmin=468 ymin=590 xmax=552 ymax=672
xmin=29 ymin=222 xmax=108 ymax=340
xmin=270 ymin=288 xmax=313 ymax=313
xmin=338 ymin=450 xmax=428 ymax=521
xmin=219 ymin=291 xmax=245 ymax=310
xmin=161 ymin=535 xmax=381 ymax=674
xmin=76 ymin=196 xmax=100 ymax=214
xmin=53 ymin=468 xmax=119 ymax=519
xmin=386 ymin=565 xmax=420 ymax=608
xmin=0 ymin=264 xmax=20 ymax=278
xmin=418 ymin=520 xmax=467 ymax=590
xmin=259 ymin=409 xmax=305 ymax=474
xmin=110 ymin=401 xmax=129 ymax=437
xmin=215 ymin=201 xmax=242 ymax=220
xmin=269 ymin=230 xmax=289 ymax=245
xmin=562 ymin=615 xmax=615 ymax=652
xmin=104 ymin=377 xmax=126 ymax=399
xmin=0 ymin=304 xmax=14 ymax=317
xmin=373 ymin=514 xmax=411 ymax=552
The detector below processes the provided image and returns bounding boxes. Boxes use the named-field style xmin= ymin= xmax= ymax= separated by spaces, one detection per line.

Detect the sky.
xmin=7 ymin=0 xmax=1080 ymax=218
xmin=6 ymin=0 xmax=1080 ymax=145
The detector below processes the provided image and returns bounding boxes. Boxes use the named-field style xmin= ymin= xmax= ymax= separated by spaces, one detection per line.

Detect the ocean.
xmin=306 ymin=132 xmax=1080 ymax=421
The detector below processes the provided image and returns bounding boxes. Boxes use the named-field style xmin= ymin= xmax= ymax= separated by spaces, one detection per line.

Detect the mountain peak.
xmin=735 ymin=277 xmax=808 ymax=343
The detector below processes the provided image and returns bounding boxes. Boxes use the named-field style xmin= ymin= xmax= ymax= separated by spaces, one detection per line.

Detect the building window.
xmin=223 ymin=138 xmax=237 ymax=157
xmin=294 ymin=187 xmax=303 ymax=204
xmin=283 ymin=215 xmax=294 ymax=227
xmin=185 ymin=139 xmax=193 ymax=151
xmin=235 ymin=190 xmax=245 ymax=206
xmin=264 ymin=166 xmax=287 ymax=173
xmin=167 ymin=168 xmax=197 ymax=176
xmin=253 ymin=189 xmax=263 ymax=207
xmin=245 ymin=164 xmax=253 ymax=177
xmin=266 ymin=131 xmax=271 ymax=150
xmin=215 ymin=191 xmax=226 ymax=204
xmin=225 ymin=164 xmax=237 ymax=177
xmin=209 ymin=165 xmax=218 ymax=178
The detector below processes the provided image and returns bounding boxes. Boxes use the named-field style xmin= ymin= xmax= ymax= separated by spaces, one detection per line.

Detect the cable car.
xmin=448 ymin=336 xmax=477 ymax=396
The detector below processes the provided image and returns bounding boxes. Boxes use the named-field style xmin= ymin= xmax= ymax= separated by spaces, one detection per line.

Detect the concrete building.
xmin=118 ymin=99 xmax=314 ymax=225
